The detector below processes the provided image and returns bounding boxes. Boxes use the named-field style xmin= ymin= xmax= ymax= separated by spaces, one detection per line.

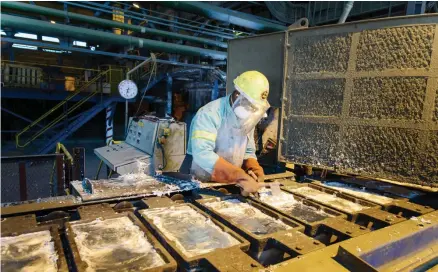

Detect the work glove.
xmin=211 ymin=157 xmax=264 ymax=195
xmin=242 ymin=158 xmax=265 ymax=183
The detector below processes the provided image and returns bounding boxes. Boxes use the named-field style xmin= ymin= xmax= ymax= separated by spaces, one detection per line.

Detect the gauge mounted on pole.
xmin=118 ymin=80 xmax=138 ymax=99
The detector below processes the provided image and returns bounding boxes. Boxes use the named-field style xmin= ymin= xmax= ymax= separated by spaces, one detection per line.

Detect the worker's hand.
xmin=243 ymin=158 xmax=265 ymax=183
xmin=211 ymin=157 xmax=254 ymax=184
xmin=236 ymin=177 xmax=265 ymax=196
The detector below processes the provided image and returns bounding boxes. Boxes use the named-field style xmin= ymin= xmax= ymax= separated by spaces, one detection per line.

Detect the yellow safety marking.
xmin=192 ymin=130 xmax=217 ymax=142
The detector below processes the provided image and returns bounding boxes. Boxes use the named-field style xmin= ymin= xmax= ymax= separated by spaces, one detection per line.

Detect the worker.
xmin=187 ymin=71 xmax=270 ymax=194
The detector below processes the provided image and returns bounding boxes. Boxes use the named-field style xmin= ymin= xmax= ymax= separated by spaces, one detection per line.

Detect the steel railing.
xmin=15 ymin=69 xmax=112 ymax=148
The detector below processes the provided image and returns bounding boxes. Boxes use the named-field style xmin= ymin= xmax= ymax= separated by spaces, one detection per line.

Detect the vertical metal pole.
xmin=212 ymin=79 xmax=219 ymax=101
xmin=406 ymin=1 xmax=426 ymax=14
xmin=73 ymin=147 xmax=85 ymax=181
xmin=106 ymin=103 xmax=115 ymax=145
xmin=18 ymin=162 xmax=27 ymax=201
xmin=56 ymin=154 xmax=65 ymax=196
xmin=166 ymin=75 xmax=173 ymax=116
xmin=125 ymin=100 xmax=128 ymax=138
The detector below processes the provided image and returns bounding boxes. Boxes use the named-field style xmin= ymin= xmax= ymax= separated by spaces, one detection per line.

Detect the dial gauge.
xmin=118 ymin=80 xmax=138 ymax=99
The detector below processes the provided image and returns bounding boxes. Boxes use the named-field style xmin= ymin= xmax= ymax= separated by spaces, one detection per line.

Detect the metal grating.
xmin=280 ymin=15 xmax=438 ymax=187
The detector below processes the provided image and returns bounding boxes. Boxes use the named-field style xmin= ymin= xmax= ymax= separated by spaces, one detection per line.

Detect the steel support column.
xmin=166 ymin=75 xmax=173 ymax=116
xmin=72 ymin=147 xmax=85 ymax=181
xmin=406 ymin=1 xmax=426 ymax=14
xmin=18 ymin=162 xmax=27 ymax=201
xmin=105 ymin=103 xmax=116 ymax=145
xmin=212 ymin=79 xmax=219 ymax=101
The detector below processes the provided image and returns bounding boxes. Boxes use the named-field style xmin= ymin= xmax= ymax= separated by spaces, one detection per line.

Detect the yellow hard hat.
xmin=233 ymin=71 xmax=269 ymax=103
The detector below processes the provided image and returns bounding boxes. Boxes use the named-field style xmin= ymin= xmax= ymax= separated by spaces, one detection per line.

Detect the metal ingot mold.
xmin=194 ymin=195 xmax=325 ymax=261
xmin=65 ymin=204 xmax=177 ymax=272
xmin=137 ymin=201 xmax=262 ymax=271
xmin=1 ymin=214 xmax=68 ymax=272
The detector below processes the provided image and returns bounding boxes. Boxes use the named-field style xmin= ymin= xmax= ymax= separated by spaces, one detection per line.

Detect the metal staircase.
xmin=15 ymin=68 xmax=118 ymax=154
xmin=37 ymin=98 xmax=118 ymax=154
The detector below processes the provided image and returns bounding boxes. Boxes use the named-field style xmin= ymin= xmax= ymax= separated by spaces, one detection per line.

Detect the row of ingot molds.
xmin=0 ymin=214 xmax=69 ymax=272
xmin=306 ymin=179 xmax=435 ymax=218
xmin=246 ymin=189 xmax=373 ymax=245
xmin=284 ymin=183 xmax=381 ymax=220
xmin=279 ymin=182 xmax=412 ymax=231
xmin=1 ymin=187 xmax=434 ymax=272
xmin=66 ymin=203 xmax=177 ymax=272
xmin=139 ymin=198 xmax=263 ymax=271
xmin=194 ymin=195 xmax=325 ymax=259
xmin=274 ymin=178 xmax=433 ymax=229
xmin=269 ymin=210 xmax=438 ymax=272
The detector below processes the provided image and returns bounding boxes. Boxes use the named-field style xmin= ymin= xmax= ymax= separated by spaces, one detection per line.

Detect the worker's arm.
xmin=189 ymin=108 xmax=261 ymax=191
xmin=242 ymin=129 xmax=265 ymax=182
xmin=189 ymin=108 xmax=220 ymax=174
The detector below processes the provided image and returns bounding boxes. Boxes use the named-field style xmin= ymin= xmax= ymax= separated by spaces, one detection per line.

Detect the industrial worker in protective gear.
xmin=187 ymin=71 xmax=270 ymax=194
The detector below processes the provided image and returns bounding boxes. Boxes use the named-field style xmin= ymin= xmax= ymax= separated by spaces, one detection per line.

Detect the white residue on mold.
xmin=290 ymin=187 xmax=366 ymax=213
xmin=71 ymin=216 xmax=165 ymax=272
xmin=411 ymin=217 xmax=432 ymax=224
xmin=204 ymin=198 xmax=291 ymax=235
xmin=117 ymin=160 xmax=155 ymax=186
xmin=259 ymin=187 xmax=298 ymax=208
xmin=258 ymin=188 xmax=334 ymax=223
xmin=141 ymin=205 xmax=240 ymax=258
xmin=323 ymin=182 xmax=394 ymax=205
xmin=1 ymin=230 xmax=58 ymax=272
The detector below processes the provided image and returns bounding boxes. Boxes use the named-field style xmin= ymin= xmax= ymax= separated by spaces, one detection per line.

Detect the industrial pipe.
xmin=0 ymin=2 xmax=228 ymax=49
xmin=1 ymin=14 xmax=227 ymax=60
xmin=338 ymin=1 xmax=354 ymax=24
xmin=159 ymin=1 xmax=287 ymax=32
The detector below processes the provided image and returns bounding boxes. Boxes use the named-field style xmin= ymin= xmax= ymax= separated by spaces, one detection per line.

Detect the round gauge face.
xmin=118 ymin=80 xmax=138 ymax=99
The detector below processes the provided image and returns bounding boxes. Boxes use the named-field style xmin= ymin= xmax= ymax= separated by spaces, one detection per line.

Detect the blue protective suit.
xmin=187 ymin=94 xmax=256 ymax=181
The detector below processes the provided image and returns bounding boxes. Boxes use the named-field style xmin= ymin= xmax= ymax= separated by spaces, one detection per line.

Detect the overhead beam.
xmin=159 ymin=1 xmax=287 ymax=32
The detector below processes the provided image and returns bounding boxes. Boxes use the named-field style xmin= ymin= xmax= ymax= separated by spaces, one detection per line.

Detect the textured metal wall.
xmin=280 ymin=15 xmax=438 ymax=187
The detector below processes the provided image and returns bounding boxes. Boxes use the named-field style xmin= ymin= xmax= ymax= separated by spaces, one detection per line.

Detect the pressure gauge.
xmin=118 ymin=80 xmax=138 ymax=99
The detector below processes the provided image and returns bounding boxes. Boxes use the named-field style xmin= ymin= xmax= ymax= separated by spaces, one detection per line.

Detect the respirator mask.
xmin=232 ymin=85 xmax=270 ymax=134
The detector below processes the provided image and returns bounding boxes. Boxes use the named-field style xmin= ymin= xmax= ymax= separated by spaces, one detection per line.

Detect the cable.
xmin=157 ymin=142 xmax=167 ymax=169
xmin=134 ymin=53 xmax=157 ymax=117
